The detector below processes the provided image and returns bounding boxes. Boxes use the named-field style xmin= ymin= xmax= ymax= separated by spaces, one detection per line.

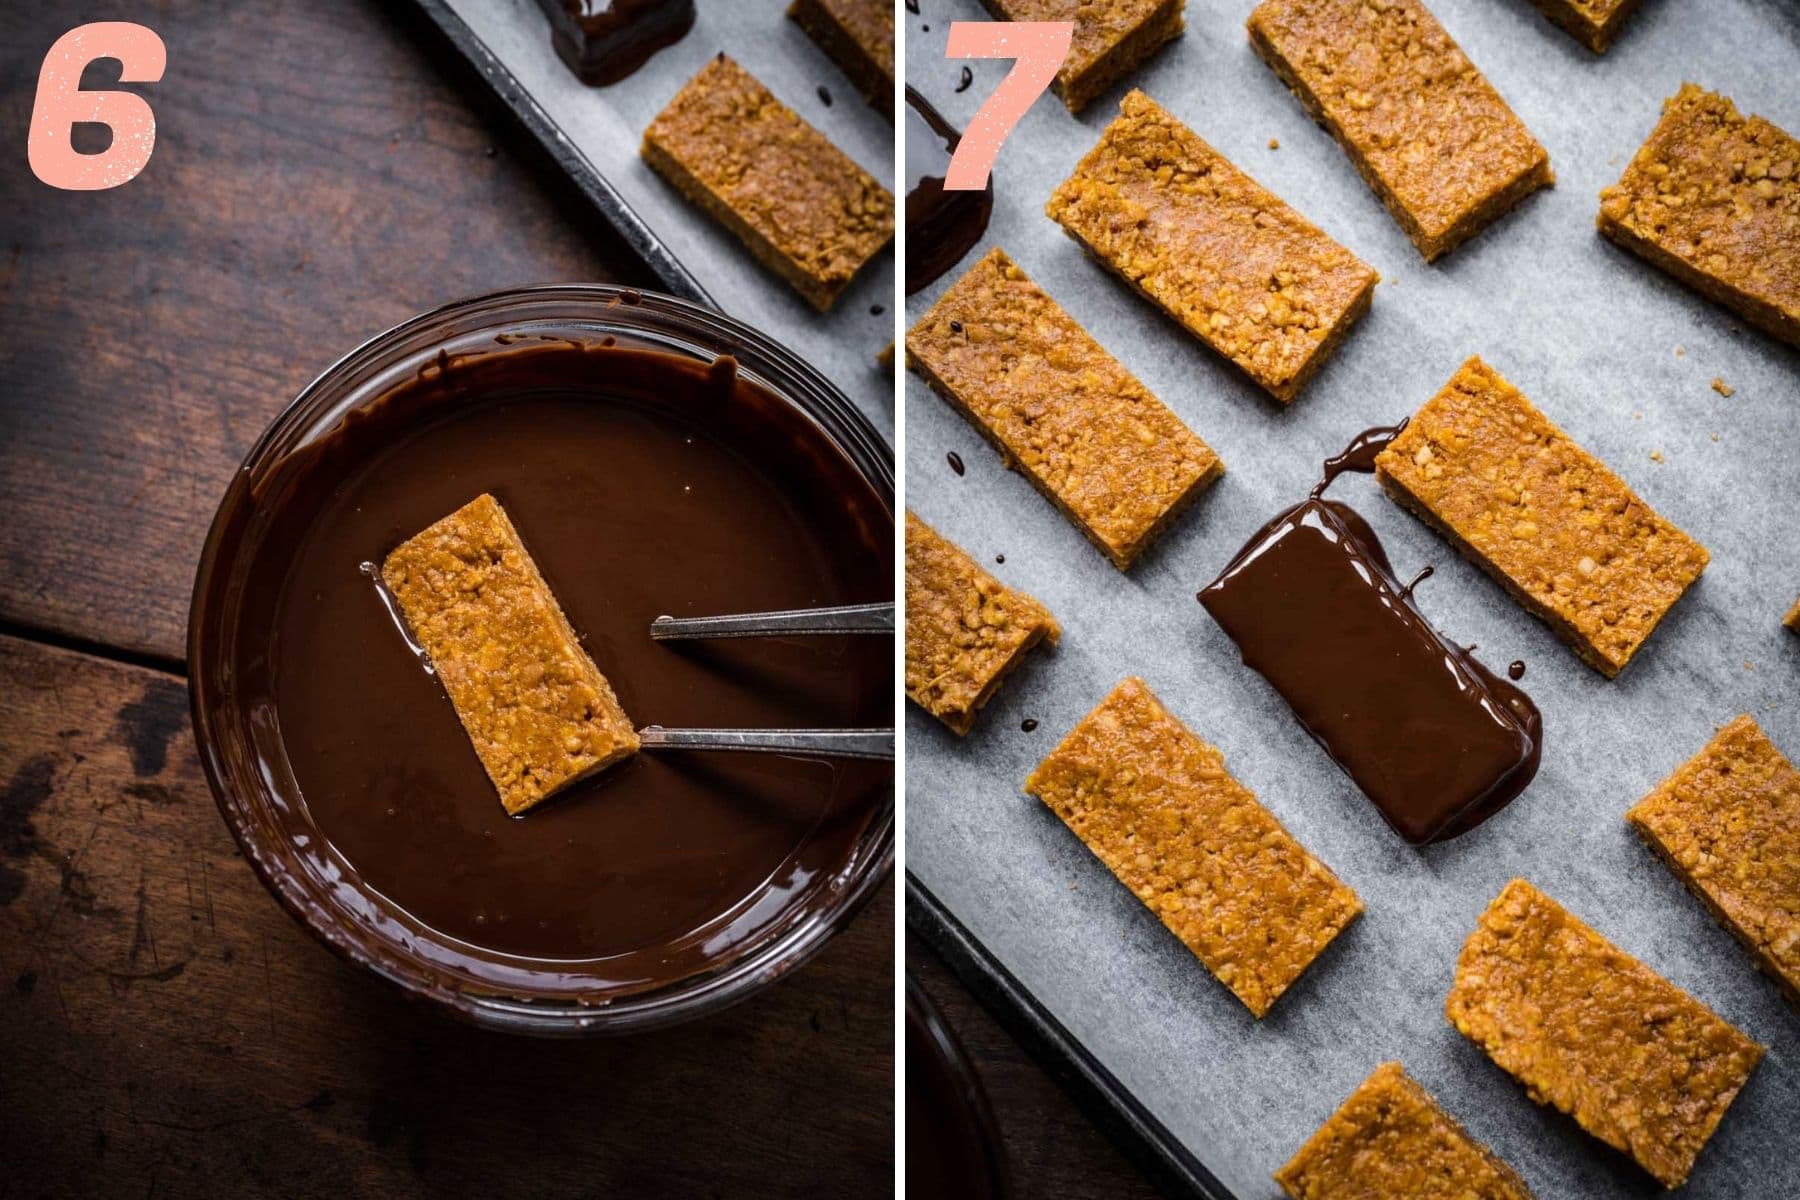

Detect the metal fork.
xmin=638 ymin=602 xmax=894 ymax=762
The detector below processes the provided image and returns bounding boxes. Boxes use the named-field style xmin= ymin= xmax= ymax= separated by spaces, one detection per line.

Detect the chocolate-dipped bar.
xmin=1199 ymin=425 xmax=1541 ymax=844
xmin=381 ymin=494 xmax=640 ymax=816
xmin=534 ymin=0 xmax=694 ymax=86
xmin=227 ymin=335 xmax=891 ymax=990
xmin=905 ymin=87 xmax=993 ymax=295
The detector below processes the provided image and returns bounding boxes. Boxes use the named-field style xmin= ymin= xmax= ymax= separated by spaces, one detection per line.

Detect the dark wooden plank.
xmin=908 ymin=933 xmax=1165 ymax=1200
xmin=0 ymin=0 xmax=654 ymax=663
xmin=0 ymin=633 xmax=893 ymax=1197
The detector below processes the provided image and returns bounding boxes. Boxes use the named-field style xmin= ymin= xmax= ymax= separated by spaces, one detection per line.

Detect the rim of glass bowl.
xmin=187 ymin=284 xmax=894 ymax=1036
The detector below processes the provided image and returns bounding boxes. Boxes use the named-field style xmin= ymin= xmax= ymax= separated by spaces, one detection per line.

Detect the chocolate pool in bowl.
xmin=189 ymin=286 xmax=893 ymax=1033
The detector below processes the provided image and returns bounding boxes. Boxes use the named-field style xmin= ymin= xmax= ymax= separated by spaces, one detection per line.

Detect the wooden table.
xmin=908 ymin=935 xmax=1165 ymax=1200
xmin=0 ymin=3 xmax=891 ymax=1195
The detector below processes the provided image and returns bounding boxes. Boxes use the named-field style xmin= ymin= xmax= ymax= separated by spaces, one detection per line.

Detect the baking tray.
xmin=405 ymin=0 xmax=896 ymax=435
xmin=904 ymin=1 xmax=1800 ymax=1196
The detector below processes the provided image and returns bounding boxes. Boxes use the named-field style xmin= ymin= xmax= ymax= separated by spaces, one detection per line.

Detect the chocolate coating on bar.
xmin=218 ymin=337 xmax=890 ymax=996
xmin=535 ymin=0 xmax=694 ymax=86
xmin=1199 ymin=426 xmax=1540 ymax=844
xmin=905 ymin=87 xmax=993 ymax=294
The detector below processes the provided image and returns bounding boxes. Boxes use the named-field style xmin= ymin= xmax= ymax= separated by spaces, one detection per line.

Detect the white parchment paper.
xmin=441 ymin=0 xmax=895 ymax=435
xmin=906 ymin=1 xmax=1800 ymax=1195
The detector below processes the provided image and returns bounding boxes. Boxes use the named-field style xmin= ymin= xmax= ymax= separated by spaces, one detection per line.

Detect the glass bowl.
xmin=188 ymin=285 xmax=893 ymax=1035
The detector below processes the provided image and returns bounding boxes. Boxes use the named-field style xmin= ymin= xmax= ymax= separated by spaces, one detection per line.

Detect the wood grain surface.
xmin=908 ymin=934 xmax=1164 ymax=1200
xmin=0 ymin=2 xmax=894 ymax=1196
xmin=0 ymin=0 xmax=648 ymax=663
xmin=0 ymin=634 xmax=894 ymax=1198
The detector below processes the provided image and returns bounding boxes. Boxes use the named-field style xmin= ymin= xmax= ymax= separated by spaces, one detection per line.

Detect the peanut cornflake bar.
xmin=1375 ymin=357 xmax=1708 ymax=677
xmin=906 ymin=248 xmax=1224 ymax=569
xmin=1275 ymin=1062 xmax=1535 ymax=1200
xmin=1447 ymin=879 xmax=1763 ymax=1189
xmin=642 ymin=55 xmax=893 ymax=311
xmin=1024 ymin=678 xmax=1361 ymax=1017
xmin=978 ymin=0 xmax=1185 ymax=114
xmin=1525 ymin=0 xmax=1641 ymax=53
xmin=1599 ymin=84 xmax=1800 ymax=348
xmin=1247 ymin=0 xmax=1553 ymax=262
xmin=382 ymin=494 xmax=639 ymax=816
xmin=1047 ymin=90 xmax=1378 ymax=403
xmin=787 ymin=0 xmax=894 ymax=119
xmin=905 ymin=512 xmax=1059 ymax=735
xmin=1628 ymin=715 xmax=1800 ymax=1005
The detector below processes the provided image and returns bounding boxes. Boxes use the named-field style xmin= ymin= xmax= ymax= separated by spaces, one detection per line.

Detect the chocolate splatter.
xmin=870 ymin=304 xmax=885 ymax=316
xmin=995 ymin=553 xmax=1005 ymax=564
xmin=817 ymin=84 xmax=833 ymax=107
xmin=946 ymin=451 xmax=965 ymax=476
xmin=1021 ymin=718 xmax=1039 ymax=732
xmin=115 ymin=677 xmax=188 ymax=777
xmin=124 ymin=781 xmax=185 ymax=806
xmin=956 ymin=66 xmax=973 ymax=93
xmin=0 ymin=755 xmax=56 ymax=905
xmin=1508 ymin=660 xmax=1526 ymax=680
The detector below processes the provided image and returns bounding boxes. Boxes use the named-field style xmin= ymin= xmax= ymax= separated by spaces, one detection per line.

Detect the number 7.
xmin=943 ymin=22 xmax=1073 ymax=192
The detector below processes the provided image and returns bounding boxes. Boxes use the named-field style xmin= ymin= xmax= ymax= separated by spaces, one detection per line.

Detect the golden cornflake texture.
xmin=642 ymin=54 xmax=893 ymax=311
xmin=1447 ymin=879 xmax=1763 ymax=1189
xmin=1024 ymin=678 xmax=1361 ymax=1017
xmin=978 ymin=0 xmax=1185 ymax=113
xmin=1628 ymin=715 xmax=1800 ymax=1005
xmin=787 ymin=0 xmax=894 ymax=118
xmin=1786 ymin=595 xmax=1800 ymax=632
xmin=1275 ymin=1062 xmax=1535 ymax=1200
xmin=1599 ymin=84 xmax=1800 ymax=347
xmin=905 ymin=512 xmax=1060 ymax=736
xmin=1046 ymin=90 xmax=1378 ymax=403
xmin=1247 ymin=0 xmax=1553 ymax=261
xmin=906 ymin=248 xmax=1224 ymax=569
xmin=382 ymin=494 xmax=639 ymax=816
xmin=1525 ymin=0 xmax=1641 ymax=53
xmin=1375 ymin=356 xmax=1708 ymax=677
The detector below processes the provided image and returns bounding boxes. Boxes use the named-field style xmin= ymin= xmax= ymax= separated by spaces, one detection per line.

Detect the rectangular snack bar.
xmin=1247 ymin=0 xmax=1553 ymax=261
xmin=1628 ymin=715 xmax=1800 ymax=1005
xmin=787 ymin=0 xmax=894 ymax=119
xmin=905 ymin=512 xmax=1060 ymax=735
xmin=1525 ymin=0 xmax=1642 ymax=53
xmin=1024 ymin=678 xmax=1361 ymax=1017
xmin=1375 ymin=356 xmax=1709 ymax=677
xmin=1046 ymin=91 xmax=1378 ymax=403
xmin=1599 ymin=85 xmax=1800 ymax=347
xmin=978 ymin=0 xmax=1185 ymax=114
xmin=382 ymin=494 xmax=639 ymax=816
xmin=906 ymin=248 xmax=1224 ymax=569
xmin=642 ymin=54 xmax=894 ymax=311
xmin=1275 ymin=1062 xmax=1535 ymax=1200
xmin=1447 ymin=879 xmax=1763 ymax=1188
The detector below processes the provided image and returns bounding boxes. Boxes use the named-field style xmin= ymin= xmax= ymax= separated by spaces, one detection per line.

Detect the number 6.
xmin=28 ymin=22 xmax=166 ymax=192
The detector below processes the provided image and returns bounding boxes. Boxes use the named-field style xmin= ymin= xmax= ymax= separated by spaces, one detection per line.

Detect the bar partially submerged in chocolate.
xmin=1199 ymin=427 xmax=1540 ymax=844
xmin=381 ymin=493 xmax=640 ymax=815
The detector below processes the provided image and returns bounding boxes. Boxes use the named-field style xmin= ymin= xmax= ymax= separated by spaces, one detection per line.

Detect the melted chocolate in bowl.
xmin=192 ymin=299 xmax=892 ymax=1026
